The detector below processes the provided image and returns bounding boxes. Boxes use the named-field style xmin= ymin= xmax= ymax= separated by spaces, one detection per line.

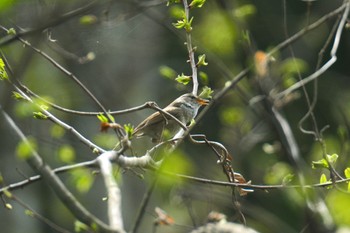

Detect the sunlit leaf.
xmin=199 ymin=86 xmax=213 ymax=99
xmin=312 ymin=158 xmax=328 ymax=169
xmin=197 ymin=54 xmax=208 ymax=67
xmin=0 ymin=58 xmax=9 ymax=80
xmin=345 ymin=167 xmax=350 ymax=179
xmin=124 ymin=123 xmax=134 ymax=139
xmin=327 ymin=153 xmax=338 ymax=164
xmin=189 ymin=0 xmax=206 ymax=9
xmin=320 ymin=173 xmax=328 ymax=184
xmin=97 ymin=113 xmax=109 ymax=123
xmin=12 ymin=91 xmax=25 ymax=100
xmin=175 ymin=73 xmax=191 ymax=85
xmin=33 ymin=112 xmax=48 ymax=120
xmin=7 ymin=28 xmax=16 ymax=35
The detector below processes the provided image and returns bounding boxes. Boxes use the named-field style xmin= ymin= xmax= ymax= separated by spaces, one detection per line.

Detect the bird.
xmin=132 ymin=93 xmax=209 ymax=143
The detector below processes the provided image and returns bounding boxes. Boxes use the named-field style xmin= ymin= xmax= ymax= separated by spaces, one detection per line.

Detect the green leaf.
xmin=97 ymin=113 xmax=109 ymax=123
xmin=79 ymin=15 xmax=98 ymax=25
xmin=12 ymin=91 xmax=25 ymax=100
xmin=320 ymin=173 xmax=328 ymax=184
xmin=197 ymin=54 xmax=208 ymax=67
xmin=175 ymin=73 xmax=191 ymax=85
xmin=345 ymin=167 xmax=350 ymax=178
xmin=7 ymin=28 xmax=16 ymax=36
xmin=159 ymin=65 xmax=177 ymax=79
xmin=189 ymin=0 xmax=206 ymax=8
xmin=16 ymin=137 xmax=37 ymax=160
xmin=173 ymin=17 xmax=193 ymax=32
xmin=57 ymin=145 xmax=76 ymax=164
xmin=0 ymin=58 xmax=9 ymax=80
xmin=199 ymin=86 xmax=213 ymax=99
xmin=124 ymin=123 xmax=134 ymax=139
xmin=327 ymin=153 xmax=338 ymax=164
xmin=97 ymin=113 xmax=115 ymax=123
xmin=312 ymin=158 xmax=328 ymax=169
xmin=33 ymin=112 xmax=48 ymax=120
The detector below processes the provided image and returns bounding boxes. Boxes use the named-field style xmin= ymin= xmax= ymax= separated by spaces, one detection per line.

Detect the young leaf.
xmin=12 ymin=91 xmax=25 ymax=100
xmin=327 ymin=153 xmax=338 ymax=164
xmin=199 ymin=86 xmax=213 ymax=99
xmin=197 ymin=54 xmax=208 ymax=67
xmin=311 ymin=158 xmax=328 ymax=169
xmin=320 ymin=173 xmax=328 ymax=184
xmin=33 ymin=112 xmax=48 ymax=120
xmin=0 ymin=58 xmax=9 ymax=80
xmin=97 ymin=113 xmax=109 ymax=123
xmin=189 ymin=0 xmax=206 ymax=8
xmin=124 ymin=123 xmax=134 ymax=139
xmin=344 ymin=167 xmax=350 ymax=178
xmin=7 ymin=28 xmax=16 ymax=35
xmin=172 ymin=17 xmax=193 ymax=32
xmin=175 ymin=73 xmax=191 ymax=85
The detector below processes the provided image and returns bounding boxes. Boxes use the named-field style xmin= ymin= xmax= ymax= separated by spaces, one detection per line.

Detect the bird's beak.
xmin=196 ymin=97 xmax=210 ymax=106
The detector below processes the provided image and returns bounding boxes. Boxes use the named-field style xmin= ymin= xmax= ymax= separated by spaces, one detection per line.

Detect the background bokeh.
xmin=0 ymin=0 xmax=350 ymax=232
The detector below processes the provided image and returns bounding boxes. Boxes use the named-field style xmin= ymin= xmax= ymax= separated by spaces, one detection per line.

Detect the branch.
xmin=182 ymin=0 xmax=199 ymax=95
xmin=274 ymin=1 xmax=350 ymax=100
xmin=97 ymin=152 xmax=125 ymax=232
xmin=0 ymin=25 xmax=123 ymax=138
xmin=0 ymin=107 xmax=120 ymax=233
xmin=0 ymin=1 xmax=98 ymax=47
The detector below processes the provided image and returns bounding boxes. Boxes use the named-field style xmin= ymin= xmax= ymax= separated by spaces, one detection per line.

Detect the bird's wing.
xmin=133 ymin=111 xmax=163 ymax=135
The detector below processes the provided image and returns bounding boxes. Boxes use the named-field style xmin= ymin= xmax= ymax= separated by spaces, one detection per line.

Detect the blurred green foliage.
xmin=0 ymin=0 xmax=350 ymax=232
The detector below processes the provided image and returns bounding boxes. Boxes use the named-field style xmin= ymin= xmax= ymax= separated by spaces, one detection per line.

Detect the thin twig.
xmin=182 ymin=0 xmax=199 ymax=95
xmin=274 ymin=1 xmax=350 ymax=100
xmin=0 ymin=107 xmax=119 ymax=233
